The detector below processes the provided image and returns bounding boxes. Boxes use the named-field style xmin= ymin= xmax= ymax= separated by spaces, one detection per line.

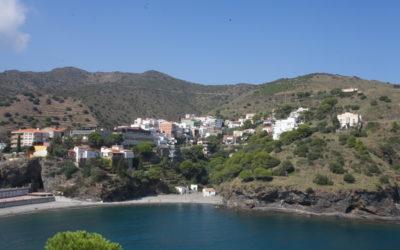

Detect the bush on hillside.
xmin=253 ymin=167 xmax=273 ymax=181
xmin=329 ymin=162 xmax=345 ymax=174
xmin=313 ymin=174 xmax=333 ymax=185
xmin=343 ymin=173 xmax=355 ymax=183
xmin=379 ymin=96 xmax=391 ymax=103
xmin=239 ymin=170 xmax=254 ymax=182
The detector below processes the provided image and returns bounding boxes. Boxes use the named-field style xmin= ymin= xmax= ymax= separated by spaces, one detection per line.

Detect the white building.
xmin=175 ymin=186 xmax=189 ymax=195
xmin=337 ymin=112 xmax=362 ymax=129
xmin=190 ymin=184 xmax=198 ymax=192
xmin=272 ymin=107 xmax=308 ymax=140
xmin=272 ymin=117 xmax=298 ymax=140
xmin=245 ymin=113 xmax=255 ymax=120
xmin=70 ymin=146 xmax=99 ymax=165
xmin=341 ymin=88 xmax=359 ymax=93
xmin=10 ymin=128 xmax=50 ymax=148
xmin=202 ymin=188 xmax=216 ymax=197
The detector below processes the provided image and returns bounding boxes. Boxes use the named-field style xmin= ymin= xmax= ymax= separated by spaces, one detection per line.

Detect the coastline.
xmin=227 ymin=203 xmax=400 ymax=224
xmin=0 ymin=193 xmax=223 ymax=218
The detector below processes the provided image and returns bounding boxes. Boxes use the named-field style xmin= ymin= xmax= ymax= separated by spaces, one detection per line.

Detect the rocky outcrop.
xmin=0 ymin=158 xmax=43 ymax=191
xmin=219 ymin=183 xmax=400 ymax=220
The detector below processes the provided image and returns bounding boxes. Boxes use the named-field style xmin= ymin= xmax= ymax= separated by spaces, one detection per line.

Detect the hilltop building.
xmin=100 ymin=145 xmax=134 ymax=169
xmin=337 ymin=112 xmax=362 ymax=129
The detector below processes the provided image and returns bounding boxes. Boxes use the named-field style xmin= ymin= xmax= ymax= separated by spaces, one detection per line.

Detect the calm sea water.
xmin=0 ymin=204 xmax=399 ymax=250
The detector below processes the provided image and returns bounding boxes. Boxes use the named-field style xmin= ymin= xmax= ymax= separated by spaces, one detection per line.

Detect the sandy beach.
xmin=0 ymin=193 xmax=223 ymax=218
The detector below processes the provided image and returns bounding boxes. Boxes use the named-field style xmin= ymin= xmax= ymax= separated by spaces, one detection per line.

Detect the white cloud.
xmin=0 ymin=0 xmax=29 ymax=52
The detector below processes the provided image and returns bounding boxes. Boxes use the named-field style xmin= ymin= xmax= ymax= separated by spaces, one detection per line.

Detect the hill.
xmin=0 ymin=67 xmax=255 ymax=138
xmin=1 ymin=68 xmax=399 ymax=138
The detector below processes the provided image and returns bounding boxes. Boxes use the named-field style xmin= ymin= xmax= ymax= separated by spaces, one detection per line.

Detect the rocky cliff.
xmin=219 ymin=183 xmax=400 ymax=221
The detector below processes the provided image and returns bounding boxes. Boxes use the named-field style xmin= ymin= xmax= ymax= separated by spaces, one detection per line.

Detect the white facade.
xmin=341 ymin=88 xmax=358 ymax=93
xmin=202 ymin=188 xmax=216 ymax=197
xmin=273 ymin=117 xmax=298 ymax=140
xmin=72 ymin=146 xmax=99 ymax=164
xmin=175 ymin=186 xmax=189 ymax=195
xmin=190 ymin=184 xmax=198 ymax=192
xmin=337 ymin=112 xmax=362 ymax=129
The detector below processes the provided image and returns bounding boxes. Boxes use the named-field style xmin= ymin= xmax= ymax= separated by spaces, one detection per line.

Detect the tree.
xmin=88 ymin=132 xmax=104 ymax=148
xmin=45 ymin=230 xmax=122 ymax=250
xmin=135 ymin=142 xmax=155 ymax=160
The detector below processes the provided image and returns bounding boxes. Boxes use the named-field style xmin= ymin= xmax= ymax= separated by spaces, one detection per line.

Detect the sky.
xmin=0 ymin=0 xmax=399 ymax=84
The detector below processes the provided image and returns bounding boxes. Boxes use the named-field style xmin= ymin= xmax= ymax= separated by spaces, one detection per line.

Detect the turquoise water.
xmin=0 ymin=204 xmax=399 ymax=250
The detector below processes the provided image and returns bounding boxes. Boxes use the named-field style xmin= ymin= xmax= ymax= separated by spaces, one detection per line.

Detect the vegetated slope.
xmin=216 ymin=73 xmax=400 ymax=122
xmin=0 ymin=67 xmax=255 ymax=131
xmin=211 ymin=74 xmax=400 ymax=194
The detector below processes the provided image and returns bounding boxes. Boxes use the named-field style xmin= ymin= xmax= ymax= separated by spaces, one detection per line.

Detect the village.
xmin=0 ymin=87 xmax=363 ymax=208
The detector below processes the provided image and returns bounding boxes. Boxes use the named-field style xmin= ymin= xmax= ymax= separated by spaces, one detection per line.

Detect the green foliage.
xmin=88 ymin=132 xmax=104 ymax=148
xmin=366 ymin=122 xmax=380 ymax=132
xmin=280 ymin=125 xmax=313 ymax=145
xmin=45 ymin=230 xmax=122 ymax=250
xmin=391 ymin=122 xmax=400 ymax=132
xmin=242 ymin=119 xmax=254 ymax=129
xmin=313 ymin=174 xmax=333 ymax=185
xmin=294 ymin=144 xmax=308 ymax=157
xmin=370 ymin=100 xmax=378 ymax=106
xmin=329 ymin=162 xmax=345 ymax=174
xmin=239 ymin=169 xmax=254 ymax=182
xmin=366 ymin=164 xmax=381 ymax=176
xmin=343 ymin=173 xmax=355 ymax=183
xmin=178 ymin=160 xmax=208 ymax=184
xmin=379 ymin=175 xmax=390 ymax=184
xmin=135 ymin=142 xmax=155 ymax=160
xmin=147 ymin=166 xmax=162 ymax=181
xmin=275 ymin=105 xmax=294 ymax=119
xmin=47 ymin=137 xmax=69 ymax=158
xmin=60 ymin=161 xmax=78 ymax=179
xmin=379 ymin=96 xmax=391 ymax=103
xmin=180 ymin=145 xmax=205 ymax=162
xmin=273 ymin=160 xmax=295 ymax=176
xmin=253 ymin=167 xmax=273 ymax=181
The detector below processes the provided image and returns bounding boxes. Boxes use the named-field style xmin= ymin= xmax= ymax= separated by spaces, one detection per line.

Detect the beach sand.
xmin=0 ymin=193 xmax=223 ymax=218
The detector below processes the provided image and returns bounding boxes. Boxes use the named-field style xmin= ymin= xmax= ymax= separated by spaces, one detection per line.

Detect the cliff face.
xmin=0 ymin=158 xmax=43 ymax=191
xmin=0 ymin=158 xmax=170 ymax=202
xmin=219 ymin=184 xmax=400 ymax=220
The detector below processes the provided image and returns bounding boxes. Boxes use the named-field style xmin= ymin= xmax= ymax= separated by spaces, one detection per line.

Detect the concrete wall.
xmin=0 ymin=196 xmax=55 ymax=208
xmin=0 ymin=187 xmax=29 ymax=199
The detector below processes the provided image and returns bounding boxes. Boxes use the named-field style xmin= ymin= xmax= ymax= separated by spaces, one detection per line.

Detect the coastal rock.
xmin=219 ymin=183 xmax=400 ymax=220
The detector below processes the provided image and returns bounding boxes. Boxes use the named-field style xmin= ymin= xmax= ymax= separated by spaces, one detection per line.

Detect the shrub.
xmin=3 ymin=112 xmax=12 ymax=118
xmin=343 ymin=173 xmax=355 ymax=183
xmin=253 ymin=167 xmax=273 ymax=181
xmin=366 ymin=122 xmax=380 ymax=132
xmin=370 ymin=100 xmax=378 ymax=106
xmin=313 ymin=174 xmax=333 ymax=185
xmin=379 ymin=175 xmax=390 ymax=184
xmin=338 ymin=134 xmax=349 ymax=145
xmin=45 ymin=230 xmax=122 ymax=250
xmin=329 ymin=162 xmax=345 ymax=174
xmin=61 ymin=162 xmax=78 ymax=179
xmin=366 ymin=164 xmax=381 ymax=175
xmin=239 ymin=170 xmax=254 ymax=182
xmin=273 ymin=160 xmax=294 ymax=176
xmin=379 ymin=96 xmax=391 ymax=103
xmin=294 ymin=144 xmax=308 ymax=157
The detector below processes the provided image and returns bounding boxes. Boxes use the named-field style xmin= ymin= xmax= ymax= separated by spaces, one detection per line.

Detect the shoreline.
xmin=227 ymin=203 xmax=400 ymax=224
xmin=0 ymin=193 xmax=223 ymax=218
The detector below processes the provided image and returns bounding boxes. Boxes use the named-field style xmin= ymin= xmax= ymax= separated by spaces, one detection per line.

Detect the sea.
xmin=0 ymin=204 xmax=399 ymax=250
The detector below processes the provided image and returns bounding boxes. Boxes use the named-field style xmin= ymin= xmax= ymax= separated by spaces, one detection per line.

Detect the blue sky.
xmin=0 ymin=0 xmax=399 ymax=84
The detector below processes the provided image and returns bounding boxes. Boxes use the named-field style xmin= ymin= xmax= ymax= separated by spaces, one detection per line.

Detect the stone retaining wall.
xmin=0 ymin=196 xmax=55 ymax=208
